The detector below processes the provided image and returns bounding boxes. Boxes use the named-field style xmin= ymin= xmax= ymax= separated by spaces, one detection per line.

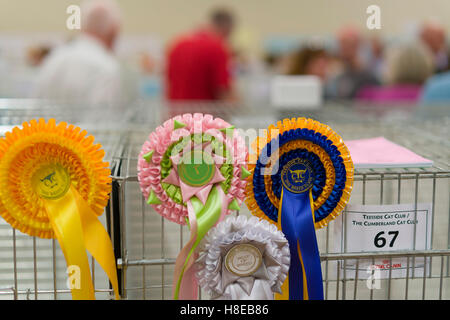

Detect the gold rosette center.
xmin=32 ymin=163 xmax=71 ymax=200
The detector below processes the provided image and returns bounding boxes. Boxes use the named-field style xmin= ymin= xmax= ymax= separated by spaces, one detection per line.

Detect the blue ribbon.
xmin=280 ymin=188 xmax=323 ymax=300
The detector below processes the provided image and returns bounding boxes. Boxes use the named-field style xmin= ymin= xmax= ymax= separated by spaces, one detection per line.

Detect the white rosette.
xmin=195 ymin=215 xmax=290 ymax=300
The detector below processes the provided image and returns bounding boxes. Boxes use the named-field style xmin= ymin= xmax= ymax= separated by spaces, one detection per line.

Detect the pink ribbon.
xmin=173 ymin=186 xmax=230 ymax=300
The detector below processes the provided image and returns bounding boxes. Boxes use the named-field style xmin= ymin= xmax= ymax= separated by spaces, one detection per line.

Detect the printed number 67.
xmin=374 ymin=231 xmax=399 ymax=248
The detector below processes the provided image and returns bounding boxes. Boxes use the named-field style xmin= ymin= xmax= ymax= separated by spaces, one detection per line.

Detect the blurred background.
xmin=1 ymin=0 xmax=450 ymax=108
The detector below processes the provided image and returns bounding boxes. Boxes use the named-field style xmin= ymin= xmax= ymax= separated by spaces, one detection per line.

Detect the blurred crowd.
xmin=275 ymin=22 xmax=450 ymax=105
xmin=6 ymin=0 xmax=450 ymax=108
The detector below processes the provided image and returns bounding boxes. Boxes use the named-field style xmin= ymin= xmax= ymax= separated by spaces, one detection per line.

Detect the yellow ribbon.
xmin=44 ymin=186 xmax=119 ymax=300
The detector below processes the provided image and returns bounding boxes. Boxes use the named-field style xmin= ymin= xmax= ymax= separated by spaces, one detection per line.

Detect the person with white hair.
xmin=419 ymin=21 xmax=450 ymax=74
xmin=33 ymin=0 xmax=123 ymax=109
xmin=324 ymin=26 xmax=380 ymax=100
xmin=356 ymin=43 xmax=434 ymax=104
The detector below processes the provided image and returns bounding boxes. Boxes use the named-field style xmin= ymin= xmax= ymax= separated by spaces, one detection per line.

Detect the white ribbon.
xmin=195 ymin=216 xmax=290 ymax=300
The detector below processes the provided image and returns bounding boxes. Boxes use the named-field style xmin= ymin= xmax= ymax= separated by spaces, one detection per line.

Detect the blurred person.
xmin=139 ymin=52 xmax=156 ymax=75
xmin=165 ymin=7 xmax=236 ymax=101
xmin=421 ymin=68 xmax=450 ymax=104
xmin=325 ymin=26 xmax=379 ymax=100
xmin=283 ymin=47 xmax=329 ymax=81
xmin=385 ymin=43 xmax=433 ymax=86
xmin=26 ymin=45 xmax=51 ymax=67
xmin=33 ymin=0 xmax=123 ymax=108
xmin=356 ymin=43 xmax=433 ymax=104
xmin=419 ymin=21 xmax=450 ymax=74
xmin=263 ymin=52 xmax=282 ymax=71
xmin=338 ymin=26 xmax=361 ymax=67
xmin=365 ymin=35 xmax=385 ymax=82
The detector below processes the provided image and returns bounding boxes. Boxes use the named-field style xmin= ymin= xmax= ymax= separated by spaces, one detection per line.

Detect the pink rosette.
xmin=137 ymin=113 xmax=249 ymax=300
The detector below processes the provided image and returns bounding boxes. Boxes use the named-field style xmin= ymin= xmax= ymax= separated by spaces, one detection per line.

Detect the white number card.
xmin=332 ymin=203 xmax=432 ymax=279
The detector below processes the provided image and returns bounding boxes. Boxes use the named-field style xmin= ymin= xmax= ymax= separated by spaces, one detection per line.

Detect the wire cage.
xmin=0 ymin=99 xmax=449 ymax=300
xmin=111 ymin=101 xmax=450 ymax=300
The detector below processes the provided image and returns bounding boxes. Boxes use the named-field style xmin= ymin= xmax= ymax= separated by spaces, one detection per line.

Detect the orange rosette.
xmin=245 ymin=118 xmax=354 ymax=230
xmin=245 ymin=118 xmax=354 ymax=300
xmin=0 ymin=118 xmax=119 ymax=300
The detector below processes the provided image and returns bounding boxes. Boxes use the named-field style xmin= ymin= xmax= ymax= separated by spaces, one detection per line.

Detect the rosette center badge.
xmin=225 ymin=243 xmax=263 ymax=277
xmin=281 ymin=158 xmax=314 ymax=193
xmin=32 ymin=164 xmax=71 ymax=200
xmin=178 ymin=150 xmax=216 ymax=187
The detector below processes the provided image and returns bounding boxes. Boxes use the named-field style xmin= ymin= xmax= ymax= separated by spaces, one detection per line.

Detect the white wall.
xmin=0 ymin=0 xmax=448 ymax=54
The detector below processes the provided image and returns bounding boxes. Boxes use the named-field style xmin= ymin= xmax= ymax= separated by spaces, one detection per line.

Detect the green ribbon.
xmin=173 ymin=186 xmax=224 ymax=299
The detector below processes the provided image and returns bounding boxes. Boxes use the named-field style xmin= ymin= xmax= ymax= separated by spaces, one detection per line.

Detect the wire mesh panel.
xmin=111 ymin=100 xmax=450 ymax=300
xmin=0 ymin=99 xmax=126 ymax=300
xmin=0 ymin=98 xmax=448 ymax=299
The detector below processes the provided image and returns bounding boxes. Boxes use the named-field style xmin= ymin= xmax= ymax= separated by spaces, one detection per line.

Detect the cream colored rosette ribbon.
xmin=195 ymin=215 xmax=290 ymax=300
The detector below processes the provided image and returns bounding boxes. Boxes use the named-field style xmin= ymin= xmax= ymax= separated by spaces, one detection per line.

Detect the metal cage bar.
xmin=109 ymin=101 xmax=449 ymax=300
xmin=0 ymin=99 xmax=449 ymax=300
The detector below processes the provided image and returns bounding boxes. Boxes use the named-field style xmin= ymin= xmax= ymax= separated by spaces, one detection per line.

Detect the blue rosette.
xmin=245 ymin=118 xmax=353 ymax=300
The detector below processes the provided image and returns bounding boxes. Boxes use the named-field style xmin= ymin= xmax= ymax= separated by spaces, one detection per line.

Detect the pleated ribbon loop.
xmin=195 ymin=216 xmax=290 ymax=300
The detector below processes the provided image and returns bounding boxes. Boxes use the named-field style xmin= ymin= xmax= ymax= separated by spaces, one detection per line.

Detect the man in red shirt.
xmin=166 ymin=8 xmax=236 ymax=101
